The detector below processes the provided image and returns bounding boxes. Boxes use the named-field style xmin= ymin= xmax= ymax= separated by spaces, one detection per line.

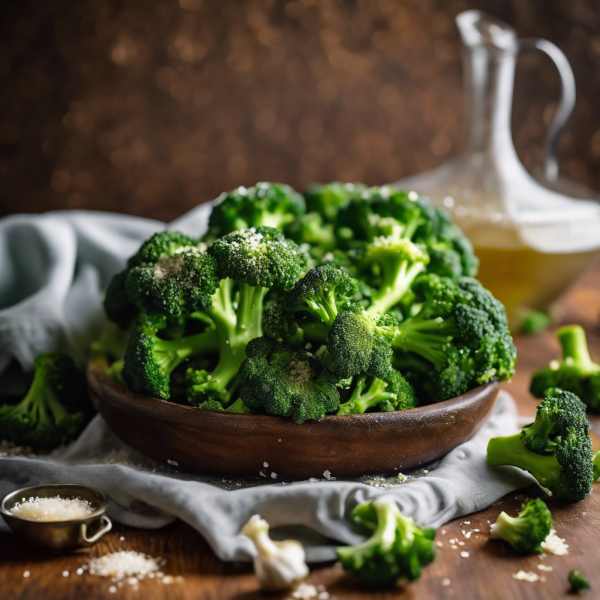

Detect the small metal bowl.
xmin=0 ymin=483 xmax=112 ymax=552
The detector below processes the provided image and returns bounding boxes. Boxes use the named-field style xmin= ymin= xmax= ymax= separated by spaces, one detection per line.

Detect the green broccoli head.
xmin=304 ymin=181 xmax=365 ymax=223
xmin=122 ymin=313 xmax=219 ymax=399
xmin=569 ymin=570 xmax=591 ymax=592
xmin=531 ymin=325 xmax=600 ymax=413
xmin=336 ymin=497 xmax=436 ymax=586
xmin=337 ymin=368 xmax=417 ymax=414
xmin=280 ymin=266 xmax=359 ymax=327
xmin=127 ymin=230 xmax=197 ymax=268
xmin=490 ymin=498 xmax=552 ymax=554
xmin=0 ymin=352 xmax=91 ymax=449
xmin=238 ymin=336 xmax=340 ymax=423
xmin=207 ymin=226 xmax=307 ymax=290
xmin=328 ymin=306 xmax=394 ymax=380
xmin=487 ymin=391 xmax=594 ymax=502
xmin=207 ymin=182 xmax=306 ymax=239
xmin=391 ymin=275 xmax=516 ymax=402
xmin=125 ymin=247 xmax=220 ymax=318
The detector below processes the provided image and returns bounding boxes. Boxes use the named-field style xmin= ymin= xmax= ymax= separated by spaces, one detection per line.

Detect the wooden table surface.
xmin=2 ymin=264 xmax=600 ymax=600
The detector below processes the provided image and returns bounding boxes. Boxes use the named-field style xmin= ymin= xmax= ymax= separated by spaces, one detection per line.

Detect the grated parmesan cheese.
xmin=541 ymin=530 xmax=569 ymax=556
xmin=10 ymin=496 xmax=94 ymax=522
xmin=87 ymin=551 xmax=161 ymax=580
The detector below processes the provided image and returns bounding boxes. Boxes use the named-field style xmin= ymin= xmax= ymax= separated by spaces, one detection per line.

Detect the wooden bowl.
xmin=87 ymin=357 xmax=499 ymax=479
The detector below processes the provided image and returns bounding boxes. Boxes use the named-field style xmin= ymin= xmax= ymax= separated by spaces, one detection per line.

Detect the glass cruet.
xmin=395 ymin=10 xmax=600 ymax=327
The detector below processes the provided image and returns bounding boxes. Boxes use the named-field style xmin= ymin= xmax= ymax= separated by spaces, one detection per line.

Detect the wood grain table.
xmin=2 ymin=264 xmax=600 ymax=600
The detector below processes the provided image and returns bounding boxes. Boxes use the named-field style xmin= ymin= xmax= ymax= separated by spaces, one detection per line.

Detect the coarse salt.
xmin=87 ymin=551 xmax=161 ymax=580
xmin=10 ymin=496 xmax=94 ymax=522
xmin=538 ymin=565 xmax=553 ymax=572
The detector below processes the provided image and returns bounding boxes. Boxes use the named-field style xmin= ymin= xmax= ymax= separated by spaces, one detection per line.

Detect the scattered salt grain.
xmin=23 ymin=571 xmax=30 ymax=578
xmin=76 ymin=568 xmax=83 ymax=575
xmin=278 ymin=439 xmax=282 ymax=442
xmin=422 ymin=469 xmax=429 ymax=474
xmin=460 ymin=551 xmax=469 ymax=558
xmin=436 ymin=541 xmax=443 ymax=547
xmin=541 ymin=530 xmax=569 ymax=556
xmin=166 ymin=459 xmax=179 ymax=467
xmin=10 ymin=496 xmax=94 ymax=522
xmin=512 ymin=571 xmax=540 ymax=583
xmin=62 ymin=571 xmax=69 ymax=577
xmin=259 ymin=471 xmax=266 ymax=477
xmin=263 ymin=462 xmax=269 ymax=468
xmin=451 ymin=544 xmax=458 ymax=550
xmin=323 ymin=470 xmax=334 ymax=480
xmin=442 ymin=578 xmax=451 ymax=586
xmin=87 ymin=551 xmax=161 ymax=580
xmin=290 ymin=582 xmax=318 ymax=599
xmin=162 ymin=575 xmax=174 ymax=584
xmin=108 ymin=586 xmax=117 ymax=593
xmin=120 ymin=536 xmax=125 ymax=541
xmin=538 ymin=565 xmax=553 ymax=572
xmin=271 ymin=472 xmax=278 ymax=479
xmin=463 ymin=521 xmax=470 ymax=525
xmin=458 ymin=541 xmax=465 ymax=546
xmin=397 ymin=473 xmax=407 ymax=483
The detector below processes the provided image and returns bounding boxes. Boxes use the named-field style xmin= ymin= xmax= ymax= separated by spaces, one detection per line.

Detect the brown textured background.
xmin=1 ymin=0 xmax=600 ymax=222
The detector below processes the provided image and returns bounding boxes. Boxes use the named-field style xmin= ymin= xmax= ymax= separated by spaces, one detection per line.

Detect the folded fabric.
xmin=0 ymin=391 xmax=534 ymax=562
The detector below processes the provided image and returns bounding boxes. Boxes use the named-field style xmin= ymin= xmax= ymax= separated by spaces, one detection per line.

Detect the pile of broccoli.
xmin=98 ymin=181 xmax=516 ymax=422
xmin=0 ymin=352 xmax=92 ymax=449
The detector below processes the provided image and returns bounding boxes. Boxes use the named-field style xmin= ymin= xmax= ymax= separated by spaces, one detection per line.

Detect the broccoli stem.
xmin=154 ymin=328 xmax=219 ymax=371
xmin=487 ymin=434 xmax=564 ymax=492
xmin=305 ymin=289 xmax=339 ymax=326
xmin=337 ymin=376 xmax=395 ymax=414
xmin=367 ymin=260 xmax=425 ymax=315
xmin=389 ymin=317 xmax=458 ymax=369
xmin=490 ymin=512 xmax=527 ymax=549
xmin=223 ymin=397 xmax=250 ymax=413
xmin=557 ymin=326 xmax=595 ymax=368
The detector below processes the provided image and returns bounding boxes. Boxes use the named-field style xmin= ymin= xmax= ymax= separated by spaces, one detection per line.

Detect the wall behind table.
xmin=1 ymin=0 xmax=599 ymax=221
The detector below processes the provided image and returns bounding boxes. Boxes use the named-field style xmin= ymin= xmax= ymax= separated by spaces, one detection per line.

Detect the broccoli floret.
xmin=304 ymin=181 xmax=365 ymax=223
xmin=0 ymin=352 xmax=91 ymax=449
xmin=103 ymin=231 xmax=200 ymax=327
xmin=125 ymin=247 xmax=220 ymax=318
xmin=238 ymin=337 xmax=340 ymax=423
xmin=531 ymin=325 xmax=600 ymax=413
xmin=285 ymin=212 xmax=337 ymax=260
xmin=183 ymin=227 xmax=307 ymax=405
xmin=520 ymin=309 xmax=551 ymax=335
xmin=280 ymin=266 xmax=358 ymax=328
xmin=195 ymin=398 xmax=250 ymax=413
xmin=122 ymin=313 xmax=219 ymax=399
xmin=390 ymin=275 xmax=516 ymax=401
xmin=487 ymin=391 xmax=594 ymax=502
xmin=206 ymin=183 xmax=306 ymax=240
xmin=337 ymin=368 xmax=417 ymax=414
xmin=569 ymin=570 xmax=590 ymax=592
xmin=336 ymin=497 xmax=436 ymax=586
xmin=128 ymin=230 xmax=197 ymax=268
xmin=360 ymin=234 xmax=429 ymax=316
xmin=489 ymin=498 xmax=552 ymax=554
xmin=328 ymin=306 xmax=394 ymax=379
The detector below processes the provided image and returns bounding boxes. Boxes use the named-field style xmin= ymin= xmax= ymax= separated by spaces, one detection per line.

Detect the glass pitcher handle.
xmin=518 ymin=38 xmax=576 ymax=182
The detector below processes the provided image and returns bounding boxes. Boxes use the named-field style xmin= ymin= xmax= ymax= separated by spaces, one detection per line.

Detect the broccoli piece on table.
xmin=337 ymin=368 xmax=417 ymax=414
xmin=122 ymin=313 xmax=219 ymax=399
xmin=304 ymin=181 xmax=365 ymax=223
xmin=489 ymin=498 xmax=552 ymax=554
xmin=336 ymin=497 xmax=436 ymax=586
xmin=487 ymin=390 xmax=594 ymax=502
xmin=125 ymin=246 xmax=220 ymax=318
xmin=520 ymin=310 xmax=551 ymax=335
xmin=531 ymin=325 xmax=600 ymax=413
xmin=569 ymin=570 xmax=590 ymax=592
xmin=0 ymin=352 xmax=92 ymax=449
xmin=238 ymin=336 xmax=340 ymax=423
xmin=206 ymin=182 xmax=306 ymax=240
xmin=183 ymin=227 xmax=307 ymax=406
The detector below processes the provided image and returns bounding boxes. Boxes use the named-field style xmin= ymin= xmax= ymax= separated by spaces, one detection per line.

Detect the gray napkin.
xmin=0 ymin=205 xmax=533 ymax=562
